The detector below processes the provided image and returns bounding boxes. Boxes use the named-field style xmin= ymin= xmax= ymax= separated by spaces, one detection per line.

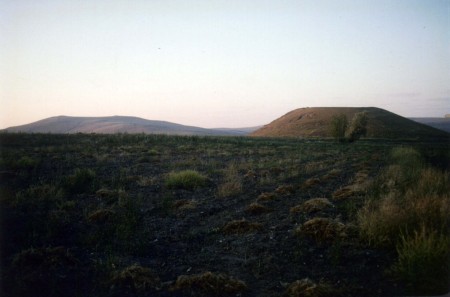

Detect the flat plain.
xmin=1 ymin=133 xmax=448 ymax=296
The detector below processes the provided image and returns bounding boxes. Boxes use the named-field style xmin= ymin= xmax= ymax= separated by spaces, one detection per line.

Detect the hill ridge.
xmin=251 ymin=107 xmax=449 ymax=140
xmin=3 ymin=115 xmax=254 ymax=136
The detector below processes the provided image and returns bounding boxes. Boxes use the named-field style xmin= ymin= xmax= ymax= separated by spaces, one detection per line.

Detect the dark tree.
xmin=330 ymin=114 xmax=348 ymax=142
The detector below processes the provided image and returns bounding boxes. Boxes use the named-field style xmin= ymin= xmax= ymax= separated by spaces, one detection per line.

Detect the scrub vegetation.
xmin=0 ymin=133 xmax=448 ymax=296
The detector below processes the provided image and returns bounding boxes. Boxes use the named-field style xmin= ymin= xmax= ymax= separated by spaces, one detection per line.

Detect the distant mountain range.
xmin=2 ymin=109 xmax=449 ymax=139
xmin=2 ymin=116 xmax=260 ymax=136
xmin=251 ymin=107 xmax=449 ymax=140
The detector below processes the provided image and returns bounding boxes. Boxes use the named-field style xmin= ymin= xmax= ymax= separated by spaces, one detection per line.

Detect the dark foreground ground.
xmin=0 ymin=133 xmax=448 ymax=296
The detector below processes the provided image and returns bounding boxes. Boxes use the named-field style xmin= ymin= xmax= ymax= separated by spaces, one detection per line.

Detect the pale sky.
xmin=1 ymin=0 xmax=449 ymax=129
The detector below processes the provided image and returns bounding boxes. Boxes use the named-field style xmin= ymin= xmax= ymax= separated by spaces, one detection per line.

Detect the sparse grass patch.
xmin=5 ymin=184 xmax=69 ymax=248
xmin=217 ymin=163 xmax=242 ymax=198
xmin=16 ymin=155 xmax=39 ymax=169
xmin=358 ymin=151 xmax=450 ymax=246
xmin=85 ymin=191 xmax=145 ymax=254
xmin=357 ymin=147 xmax=450 ymax=294
xmin=3 ymin=133 xmax=446 ymax=297
xmin=390 ymin=146 xmax=423 ymax=169
xmin=165 ymin=170 xmax=207 ymax=190
xmin=304 ymin=161 xmax=327 ymax=174
xmin=63 ymin=168 xmax=97 ymax=194
xmin=170 ymin=271 xmax=247 ymax=296
xmin=361 ymin=190 xmax=448 ymax=246
xmin=136 ymin=175 xmax=157 ymax=187
xmin=391 ymin=226 xmax=450 ymax=295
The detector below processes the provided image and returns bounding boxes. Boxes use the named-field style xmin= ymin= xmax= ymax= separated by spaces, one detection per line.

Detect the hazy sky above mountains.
xmin=1 ymin=0 xmax=449 ymax=129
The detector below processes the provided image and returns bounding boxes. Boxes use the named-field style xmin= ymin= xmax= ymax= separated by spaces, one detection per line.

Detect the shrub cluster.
xmin=330 ymin=111 xmax=368 ymax=142
xmin=357 ymin=147 xmax=450 ymax=294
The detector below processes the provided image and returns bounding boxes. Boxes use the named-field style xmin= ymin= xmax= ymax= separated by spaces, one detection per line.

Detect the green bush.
xmin=330 ymin=114 xmax=348 ymax=142
xmin=329 ymin=111 xmax=368 ymax=142
xmin=391 ymin=227 xmax=450 ymax=295
xmin=165 ymin=170 xmax=207 ymax=190
xmin=345 ymin=111 xmax=368 ymax=142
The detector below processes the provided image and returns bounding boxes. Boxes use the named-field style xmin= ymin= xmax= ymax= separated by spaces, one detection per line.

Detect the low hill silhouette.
xmin=409 ymin=117 xmax=450 ymax=133
xmin=251 ymin=107 xmax=449 ymax=140
xmin=3 ymin=116 xmax=256 ymax=136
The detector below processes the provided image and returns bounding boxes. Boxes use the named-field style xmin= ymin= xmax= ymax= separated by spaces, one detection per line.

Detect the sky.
xmin=1 ymin=0 xmax=449 ymax=129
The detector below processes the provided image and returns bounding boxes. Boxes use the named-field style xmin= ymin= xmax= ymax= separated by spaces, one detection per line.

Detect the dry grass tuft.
xmin=283 ymin=278 xmax=333 ymax=297
xmin=96 ymin=188 xmax=117 ymax=199
xmin=244 ymin=170 xmax=257 ymax=179
xmin=222 ymin=219 xmax=262 ymax=234
xmin=245 ymin=202 xmax=271 ymax=214
xmin=302 ymin=178 xmax=321 ymax=189
xmin=296 ymin=218 xmax=347 ymax=243
xmin=332 ymin=187 xmax=357 ymax=200
xmin=322 ymin=169 xmax=342 ymax=180
xmin=275 ymin=184 xmax=296 ymax=195
xmin=332 ymin=171 xmax=370 ymax=200
xmin=110 ymin=264 xmax=161 ymax=293
xmin=257 ymin=192 xmax=277 ymax=202
xmin=172 ymin=199 xmax=197 ymax=211
xmin=290 ymin=198 xmax=334 ymax=214
xmin=170 ymin=271 xmax=247 ymax=296
xmin=87 ymin=208 xmax=115 ymax=223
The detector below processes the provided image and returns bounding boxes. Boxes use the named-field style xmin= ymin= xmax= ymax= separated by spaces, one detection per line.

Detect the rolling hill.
xmin=2 ymin=116 xmax=255 ymax=136
xmin=251 ymin=107 xmax=450 ymax=140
